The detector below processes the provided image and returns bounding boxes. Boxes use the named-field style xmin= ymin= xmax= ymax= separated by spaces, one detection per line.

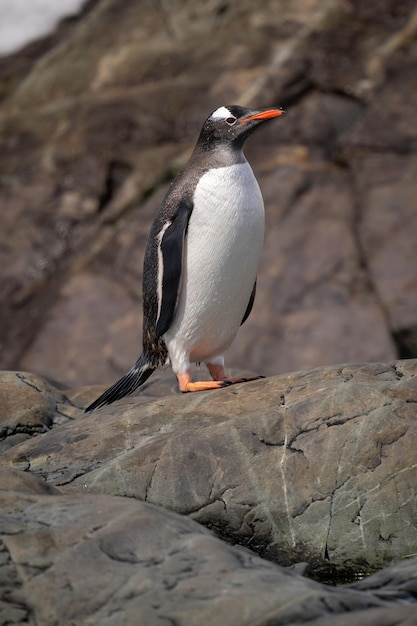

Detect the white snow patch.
xmin=0 ymin=0 xmax=86 ymax=56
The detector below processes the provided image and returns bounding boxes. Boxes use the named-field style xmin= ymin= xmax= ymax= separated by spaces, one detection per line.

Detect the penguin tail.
xmin=85 ymin=354 xmax=156 ymax=413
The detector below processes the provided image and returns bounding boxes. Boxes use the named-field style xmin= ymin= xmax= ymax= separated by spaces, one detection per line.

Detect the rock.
xmin=349 ymin=556 xmax=417 ymax=600
xmin=1 ymin=467 xmax=416 ymax=626
xmin=0 ymin=371 xmax=77 ymax=453
xmin=2 ymin=360 xmax=416 ymax=581
xmin=1 ymin=0 xmax=416 ymax=388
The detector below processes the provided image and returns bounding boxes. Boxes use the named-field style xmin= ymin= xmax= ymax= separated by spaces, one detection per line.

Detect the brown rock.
xmin=0 ymin=371 xmax=76 ymax=452
xmin=0 ymin=0 xmax=416 ymax=388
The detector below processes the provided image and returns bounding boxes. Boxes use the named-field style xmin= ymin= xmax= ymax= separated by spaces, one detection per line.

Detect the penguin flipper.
xmin=155 ymin=199 xmax=193 ymax=337
xmin=241 ymin=280 xmax=257 ymax=326
xmin=85 ymin=354 xmax=155 ymax=412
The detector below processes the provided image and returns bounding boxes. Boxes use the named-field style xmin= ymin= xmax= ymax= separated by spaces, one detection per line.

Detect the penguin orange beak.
xmin=239 ymin=108 xmax=284 ymax=124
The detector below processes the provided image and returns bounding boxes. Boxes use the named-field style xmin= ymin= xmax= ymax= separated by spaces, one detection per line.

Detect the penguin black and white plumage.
xmin=86 ymin=104 xmax=283 ymax=412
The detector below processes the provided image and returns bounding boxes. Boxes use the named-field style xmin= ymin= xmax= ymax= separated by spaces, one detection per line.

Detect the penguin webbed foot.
xmin=207 ymin=363 xmax=265 ymax=386
xmin=176 ymin=370 xmax=265 ymax=393
xmin=177 ymin=372 xmax=229 ymax=392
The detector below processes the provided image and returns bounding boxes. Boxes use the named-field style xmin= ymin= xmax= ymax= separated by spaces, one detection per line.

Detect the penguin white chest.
xmin=164 ymin=162 xmax=265 ymax=372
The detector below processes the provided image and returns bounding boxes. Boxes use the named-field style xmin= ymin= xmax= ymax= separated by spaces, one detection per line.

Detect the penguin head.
xmin=197 ymin=105 xmax=284 ymax=151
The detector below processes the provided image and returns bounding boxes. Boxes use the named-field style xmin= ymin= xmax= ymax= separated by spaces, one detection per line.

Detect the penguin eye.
xmin=225 ymin=116 xmax=237 ymax=125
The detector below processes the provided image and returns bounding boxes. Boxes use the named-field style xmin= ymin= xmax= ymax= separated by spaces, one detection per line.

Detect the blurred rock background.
xmin=0 ymin=0 xmax=416 ymax=388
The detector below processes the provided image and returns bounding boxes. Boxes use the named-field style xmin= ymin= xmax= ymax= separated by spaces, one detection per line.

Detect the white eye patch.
xmin=210 ymin=106 xmax=233 ymax=120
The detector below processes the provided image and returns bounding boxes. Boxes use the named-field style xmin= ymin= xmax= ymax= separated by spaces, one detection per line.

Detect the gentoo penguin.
xmin=86 ymin=104 xmax=283 ymax=412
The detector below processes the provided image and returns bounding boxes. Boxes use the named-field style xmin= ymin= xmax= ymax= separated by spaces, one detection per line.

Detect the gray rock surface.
xmin=0 ymin=371 xmax=78 ymax=453
xmin=2 ymin=360 xmax=416 ymax=581
xmin=1 ymin=0 xmax=417 ymax=388
xmin=1 ymin=467 xmax=416 ymax=626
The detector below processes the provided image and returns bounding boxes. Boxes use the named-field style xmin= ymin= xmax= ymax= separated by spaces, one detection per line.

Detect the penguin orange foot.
xmin=177 ymin=365 xmax=265 ymax=393
xmin=207 ymin=362 xmax=265 ymax=385
xmin=177 ymin=372 xmax=230 ymax=392
xmin=85 ymin=104 xmax=284 ymax=413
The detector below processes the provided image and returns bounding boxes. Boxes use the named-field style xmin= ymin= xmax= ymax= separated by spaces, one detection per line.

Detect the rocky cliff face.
xmin=0 ymin=0 xmax=416 ymax=387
